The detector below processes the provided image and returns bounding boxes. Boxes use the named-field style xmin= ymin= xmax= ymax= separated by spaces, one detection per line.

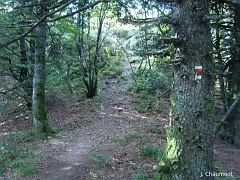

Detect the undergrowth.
xmin=139 ymin=144 xmax=163 ymax=161
xmin=128 ymin=65 xmax=172 ymax=113
xmin=0 ymin=131 xmax=40 ymax=177
xmin=214 ymin=163 xmax=235 ymax=180
xmin=132 ymin=170 xmax=148 ymax=180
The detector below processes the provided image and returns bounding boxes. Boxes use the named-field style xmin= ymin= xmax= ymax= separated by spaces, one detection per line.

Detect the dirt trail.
xmin=32 ymin=61 xmax=152 ymax=180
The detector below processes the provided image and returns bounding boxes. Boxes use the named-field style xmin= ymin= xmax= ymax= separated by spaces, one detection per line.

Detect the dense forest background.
xmin=0 ymin=0 xmax=239 ymax=179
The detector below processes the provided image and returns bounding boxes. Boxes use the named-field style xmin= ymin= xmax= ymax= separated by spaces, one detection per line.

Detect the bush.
xmin=128 ymin=66 xmax=172 ymax=113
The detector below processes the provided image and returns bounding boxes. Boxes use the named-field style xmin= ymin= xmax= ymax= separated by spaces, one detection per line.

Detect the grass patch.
xmin=90 ymin=166 xmax=102 ymax=179
xmin=139 ymin=144 xmax=163 ymax=160
xmin=15 ymin=166 xmax=37 ymax=175
xmin=132 ymin=170 xmax=148 ymax=180
xmin=90 ymin=153 xmax=113 ymax=164
xmin=113 ymin=133 xmax=138 ymax=146
xmin=117 ymin=76 xmax=128 ymax=84
xmin=214 ymin=163 xmax=235 ymax=180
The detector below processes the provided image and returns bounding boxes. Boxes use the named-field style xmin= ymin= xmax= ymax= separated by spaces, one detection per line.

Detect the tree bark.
xmin=19 ymin=28 xmax=33 ymax=109
xmin=32 ymin=1 xmax=51 ymax=135
xmin=156 ymin=1 xmax=214 ymax=179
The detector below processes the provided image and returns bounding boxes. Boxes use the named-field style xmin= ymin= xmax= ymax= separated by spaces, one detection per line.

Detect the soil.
xmin=0 ymin=61 xmax=240 ymax=180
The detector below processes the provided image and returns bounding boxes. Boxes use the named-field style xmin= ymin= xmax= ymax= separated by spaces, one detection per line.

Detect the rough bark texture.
xmin=155 ymin=1 xmax=214 ymax=179
xmin=32 ymin=2 xmax=51 ymax=135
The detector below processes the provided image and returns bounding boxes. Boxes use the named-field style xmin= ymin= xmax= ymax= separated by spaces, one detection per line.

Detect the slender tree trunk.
xmin=156 ymin=1 xmax=214 ymax=179
xmin=232 ymin=6 xmax=240 ymax=146
xmin=19 ymin=29 xmax=33 ymax=109
xmin=221 ymin=61 xmax=240 ymax=145
xmin=66 ymin=61 xmax=73 ymax=94
xmin=219 ymin=5 xmax=240 ymax=147
xmin=32 ymin=2 xmax=51 ymax=135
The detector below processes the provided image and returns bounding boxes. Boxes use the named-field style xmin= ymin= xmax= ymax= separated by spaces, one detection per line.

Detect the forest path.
xmin=32 ymin=60 xmax=158 ymax=180
xmin=3 ymin=60 xmax=239 ymax=179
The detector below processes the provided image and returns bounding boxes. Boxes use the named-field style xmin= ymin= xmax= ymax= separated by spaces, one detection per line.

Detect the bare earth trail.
xmin=32 ymin=61 xmax=164 ymax=180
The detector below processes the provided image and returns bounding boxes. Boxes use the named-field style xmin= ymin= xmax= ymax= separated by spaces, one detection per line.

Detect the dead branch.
xmin=214 ymin=92 xmax=240 ymax=139
xmin=143 ymin=50 xmax=170 ymax=56
xmin=203 ymin=12 xmax=234 ymax=21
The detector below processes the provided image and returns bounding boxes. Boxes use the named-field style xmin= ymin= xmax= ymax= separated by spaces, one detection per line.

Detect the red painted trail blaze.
xmin=194 ymin=66 xmax=203 ymax=73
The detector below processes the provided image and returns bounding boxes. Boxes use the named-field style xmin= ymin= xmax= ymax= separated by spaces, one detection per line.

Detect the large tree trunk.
xmin=156 ymin=1 xmax=214 ymax=179
xmin=32 ymin=2 xmax=51 ymax=135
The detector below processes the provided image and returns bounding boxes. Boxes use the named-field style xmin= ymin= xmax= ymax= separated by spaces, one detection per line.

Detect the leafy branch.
xmin=0 ymin=0 xmax=113 ymax=49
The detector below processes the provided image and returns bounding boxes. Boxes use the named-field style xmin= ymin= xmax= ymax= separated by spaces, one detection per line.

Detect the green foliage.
xmin=90 ymin=153 xmax=104 ymax=162
xmin=128 ymin=65 xmax=172 ymax=113
xmin=15 ymin=166 xmax=37 ymax=175
xmin=100 ymin=55 xmax=124 ymax=77
xmin=118 ymin=29 xmax=138 ymax=40
xmin=31 ymin=127 xmax=61 ymax=139
xmin=117 ymin=76 xmax=128 ymax=84
xmin=134 ymin=93 xmax=154 ymax=113
xmin=132 ymin=170 xmax=148 ymax=180
xmin=90 ymin=153 xmax=113 ymax=164
xmin=90 ymin=166 xmax=102 ymax=179
xmin=154 ymin=172 xmax=172 ymax=180
xmin=0 ymin=132 xmax=39 ymax=177
xmin=214 ymin=163 xmax=235 ymax=180
xmin=139 ymin=145 xmax=163 ymax=160
xmin=129 ymin=68 xmax=171 ymax=93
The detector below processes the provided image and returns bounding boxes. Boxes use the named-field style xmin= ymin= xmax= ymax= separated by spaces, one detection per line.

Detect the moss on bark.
xmin=32 ymin=82 xmax=52 ymax=136
xmin=155 ymin=0 xmax=214 ymax=179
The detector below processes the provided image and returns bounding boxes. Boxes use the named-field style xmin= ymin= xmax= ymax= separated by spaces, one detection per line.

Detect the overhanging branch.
xmin=214 ymin=92 xmax=240 ymax=139
xmin=0 ymin=0 xmax=75 ymax=49
xmin=119 ymin=16 xmax=178 ymax=25
xmin=209 ymin=47 xmax=231 ymax=55
xmin=0 ymin=0 xmax=111 ymax=49
xmin=45 ymin=0 xmax=112 ymax=22
xmin=203 ymin=12 xmax=233 ymax=21
xmin=144 ymin=50 xmax=170 ymax=56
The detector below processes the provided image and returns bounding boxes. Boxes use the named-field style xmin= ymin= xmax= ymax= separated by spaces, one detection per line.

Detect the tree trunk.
xmin=221 ymin=61 xmax=240 ymax=145
xmin=19 ymin=29 xmax=33 ymax=109
xmin=66 ymin=61 xmax=73 ymax=94
xmin=32 ymin=2 xmax=51 ymax=135
xmin=156 ymin=1 xmax=214 ymax=179
xmin=220 ymin=5 xmax=240 ymax=147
